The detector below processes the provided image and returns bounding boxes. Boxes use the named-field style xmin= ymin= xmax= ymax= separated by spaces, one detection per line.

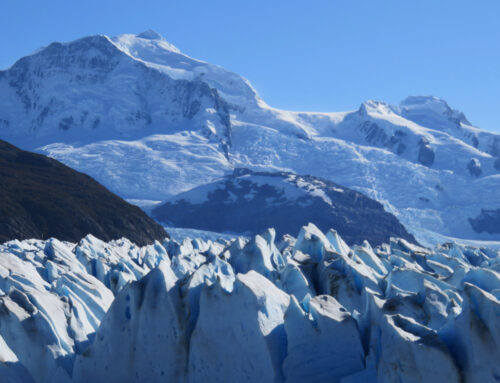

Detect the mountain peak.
xmin=400 ymin=95 xmax=471 ymax=125
xmin=400 ymin=95 xmax=450 ymax=111
xmin=136 ymin=29 xmax=164 ymax=41
xmin=112 ymin=30 xmax=181 ymax=54
xmin=358 ymin=100 xmax=394 ymax=116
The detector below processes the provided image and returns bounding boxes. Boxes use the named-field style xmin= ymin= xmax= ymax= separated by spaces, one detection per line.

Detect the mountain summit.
xmin=136 ymin=29 xmax=166 ymax=40
xmin=399 ymin=95 xmax=471 ymax=128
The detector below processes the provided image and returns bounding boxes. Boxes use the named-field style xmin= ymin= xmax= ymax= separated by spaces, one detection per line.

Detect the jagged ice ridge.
xmin=1 ymin=224 xmax=500 ymax=382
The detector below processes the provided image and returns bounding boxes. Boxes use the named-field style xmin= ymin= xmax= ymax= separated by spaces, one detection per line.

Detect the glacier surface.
xmin=1 ymin=225 xmax=500 ymax=382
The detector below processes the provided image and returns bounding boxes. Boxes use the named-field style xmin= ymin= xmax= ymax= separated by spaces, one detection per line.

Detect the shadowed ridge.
xmin=0 ymin=139 xmax=168 ymax=245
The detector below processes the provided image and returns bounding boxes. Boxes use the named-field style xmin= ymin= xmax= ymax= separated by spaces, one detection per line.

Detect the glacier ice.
xmin=72 ymin=261 xmax=186 ymax=383
xmin=283 ymin=295 xmax=364 ymax=383
xmin=1 ymin=224 xmax=500 ymax=382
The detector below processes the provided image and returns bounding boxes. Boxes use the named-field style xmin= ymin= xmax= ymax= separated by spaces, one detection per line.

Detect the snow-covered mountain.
xmin=1 ymin=225 xmax=500 ymax=382
xmin=152 ymin=169 xmax=416 ymax=246
xmin=1 ymin=30 xmax=499 ymax=244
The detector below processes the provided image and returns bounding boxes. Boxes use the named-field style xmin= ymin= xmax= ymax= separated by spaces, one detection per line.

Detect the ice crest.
xmin=136 ymin=29 xmax=164 ymax=40
xmin=1 ymin=224 xmax=500 ymax=382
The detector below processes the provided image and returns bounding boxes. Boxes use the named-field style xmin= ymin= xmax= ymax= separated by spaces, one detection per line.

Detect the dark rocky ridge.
xmin=153 ymin=169 xmax=417 ymax=246
xmin=467 ymin=158 xmax=482 ymax=177
xmin=0 ymin=140 xmax=167 ymax=245
xmin=469 ymin=209 xmax=500 ymax=234
xmin=418 ymin=139 xmax=435 ymax=167
xmin=494 ymin=157 xmax=500 ymax=171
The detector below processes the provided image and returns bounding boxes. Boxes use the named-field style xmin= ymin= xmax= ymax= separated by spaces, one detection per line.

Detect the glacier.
xmin=1 ymin=225 xmax=500 ymax=382
xmin=1 ymin=31 xmax=500 ymax=245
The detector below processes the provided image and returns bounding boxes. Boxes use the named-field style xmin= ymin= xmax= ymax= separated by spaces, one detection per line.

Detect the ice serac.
xmin=373 ymin=313 xmax=462 ymax=383
xmin=0 ymin=238 xmax=114 ymax=383
xmin=228 ymin=234 xmax=276 ymax=278
xmin=283 ymin=295 xmax=364 ymax=383
xmin=74 ymin=234 xmax=168 ymax=293
xmin=0 ymin=335 xmax=35 ymax=383
xmin=1 ymin=223 xmax=500 ymax=382
xmin=443 ymin=283 xmax=500 ymax=382
xmin=188 ymin=271 xmax=289 ymax=383
xmin=0 ymin=233 xmax=179 ymax=383
xmin=72 ymin=261 xmax=186 ymax=383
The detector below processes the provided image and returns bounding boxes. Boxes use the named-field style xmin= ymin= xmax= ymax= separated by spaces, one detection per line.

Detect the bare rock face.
xmin=153 ymin=169 xmax=417 ymax=247
xmin=467 ymin=158 xmax=482 ymax=177
xmin=0 ymin=139 xmax=167 ymax=245
xmin=494 ymin=157 xmax=500 ymax=171
xmin=469 ymin=209 xmax=500 ymax=234
xmin=418 ymin=139 xmax=435 ymax=167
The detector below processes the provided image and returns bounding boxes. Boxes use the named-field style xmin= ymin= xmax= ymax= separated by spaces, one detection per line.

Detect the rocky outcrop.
xmin=494 ymin=157 xmax=500 ymax=171
xmin=469 ymin=209 xmax=500 ymax=234
xmin=0 ymin=139 xmax=167 ymax=245
xmin=418 ymin=139 xmax=435 ymax=166
xmin=467 ymin=158 xmax=482 ymax=177
xmin=359 ymin=121 xmax=407 ymax=155
xmin=153 ymin=169 xmax=417 ymax=246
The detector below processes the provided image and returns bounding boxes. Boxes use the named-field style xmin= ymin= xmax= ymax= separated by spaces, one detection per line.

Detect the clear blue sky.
xmin=1 ymin=0 xmax=499 ymax=132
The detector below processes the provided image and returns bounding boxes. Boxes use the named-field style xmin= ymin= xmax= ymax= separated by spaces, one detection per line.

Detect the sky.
xmin=1 ymin=0 xmax=499 ymax=132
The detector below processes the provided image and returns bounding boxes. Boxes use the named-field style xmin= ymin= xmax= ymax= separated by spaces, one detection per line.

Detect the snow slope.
xmin=0 ymin=31 xmax=499 ymax=243
xmin=1 ymin=225 xmax=500 ymax=382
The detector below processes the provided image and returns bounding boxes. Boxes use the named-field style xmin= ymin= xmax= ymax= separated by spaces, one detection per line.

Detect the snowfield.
xmin=0 ymin=31 xmax=499 ymax=245
xmin=1 ymin=224 xmax=500 ymax=382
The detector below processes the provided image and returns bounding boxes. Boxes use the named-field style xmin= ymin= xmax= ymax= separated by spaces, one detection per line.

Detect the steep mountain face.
xmin=1 ymin=31 xmax=499 ymax=244
xmin=1 ymin=225 xmax=500 ymax=382
xmin=0 ymin=33 xmax=235 ymax=152
xmin=153 ymin=169 xmax=416 ymax=246
xmin=0 ymin=140 xmax=167 ymax=245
